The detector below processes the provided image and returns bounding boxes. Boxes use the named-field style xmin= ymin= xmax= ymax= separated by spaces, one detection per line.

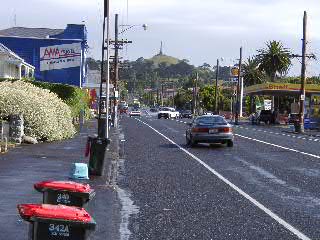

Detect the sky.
xmin=1 ymin=0 xmax=320 ymax=76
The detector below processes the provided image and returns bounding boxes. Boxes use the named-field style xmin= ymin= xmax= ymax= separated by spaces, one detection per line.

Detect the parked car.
xmin=186 ymin=115 xmax=234 ymax=147
xmin=257 ymin=110 xmax=276 ymax=124
xmin=158 ymin=107 xmax=180 ymax=119
xmin=129 ymin=109 xmax=141 ymax=117
xmin=180 ymin=110 xmax=192 ymax=118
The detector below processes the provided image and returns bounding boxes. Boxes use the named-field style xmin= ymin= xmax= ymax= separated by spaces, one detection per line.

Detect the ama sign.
xmin=40 ymin=43 xmax=81 ymax=71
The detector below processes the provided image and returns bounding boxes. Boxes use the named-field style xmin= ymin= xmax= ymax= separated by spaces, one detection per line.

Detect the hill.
xmin=148 ymin=54 xmax=180 ymax=67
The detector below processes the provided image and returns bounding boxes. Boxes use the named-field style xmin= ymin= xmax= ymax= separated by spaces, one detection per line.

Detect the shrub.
xmin=29 ymin=81 xmax=90 ymax=119
xmin=0 ymin=80 xmax=75 ymax=141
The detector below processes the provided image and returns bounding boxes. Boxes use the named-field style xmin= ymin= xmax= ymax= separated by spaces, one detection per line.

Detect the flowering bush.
xmin=0 ymin=80 xmax=75 ymax=141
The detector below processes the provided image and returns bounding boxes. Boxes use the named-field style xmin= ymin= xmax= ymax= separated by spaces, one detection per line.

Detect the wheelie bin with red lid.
xmin=17 ymin=204 xmax=96 ymax=240
xmin=34 ymin=181 xmax=95 ymax=207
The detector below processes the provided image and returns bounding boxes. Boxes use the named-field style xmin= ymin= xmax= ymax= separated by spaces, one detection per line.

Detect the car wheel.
xmin=227 ymin=140 xmax=234 ymax=147
xmin=186 ymin=134 xmax=191 ymax=145
xmin=190 ymin=138 xmax=197 ymax=147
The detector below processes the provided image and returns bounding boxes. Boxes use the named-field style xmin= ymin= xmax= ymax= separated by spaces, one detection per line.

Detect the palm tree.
xmin=242 ymin=57 xmax=265 ymax=87
xmin=257 ymin=41 xmax=291 ymax=81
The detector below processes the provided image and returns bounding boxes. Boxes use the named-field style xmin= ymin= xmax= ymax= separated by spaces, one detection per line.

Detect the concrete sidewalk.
xmin=0 ymin=119 xmax=120 ymax=240
xmin=236 ymin=119 xmax=320 ymax=137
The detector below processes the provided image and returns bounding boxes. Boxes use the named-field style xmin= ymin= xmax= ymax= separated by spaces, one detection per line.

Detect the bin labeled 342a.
xmin=17 ymin=204 xmax=96 ymax=240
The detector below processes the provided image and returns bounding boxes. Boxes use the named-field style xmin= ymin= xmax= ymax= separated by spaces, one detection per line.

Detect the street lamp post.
xmin=87 ymin=0 xmax=111 ymax=177
xmin=214 ymin=59 xmax=219 ymax=114
xmin=109 ymin=20 xmax=147 ymax=129
xmin=235 ymin=47 xmax=243 ymax=125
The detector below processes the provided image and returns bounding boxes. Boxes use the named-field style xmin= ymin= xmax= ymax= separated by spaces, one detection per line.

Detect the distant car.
xmin=186 ymin=115 xmax=234 ymax=147
xmin=149 ymin=108 xmax=158 ymax=113
xmin=158 ymin=107 xmax=180 ymax=119
xmin=180 ymin=110 xmax=192 ymax=118
xmin=204 ymin=111 xmax=214 ymax=116
xmin=119 ymin=107 xmax=128 ymax=114
xmin=129 ymin=110 xmax=141 ymax=117
xmin=257 ymin=110 xmax=275 ymax=124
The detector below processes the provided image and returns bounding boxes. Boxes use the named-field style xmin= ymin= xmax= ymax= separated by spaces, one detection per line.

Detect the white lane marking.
xmin=235 ymin=134 xmax=320 ymax=160
xmin=136 ymin=119 xmax=311 ymax=240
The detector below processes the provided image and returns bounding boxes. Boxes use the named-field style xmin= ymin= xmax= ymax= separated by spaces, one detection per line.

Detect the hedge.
xmin=0 ymin=79 xmax=90 ymax=119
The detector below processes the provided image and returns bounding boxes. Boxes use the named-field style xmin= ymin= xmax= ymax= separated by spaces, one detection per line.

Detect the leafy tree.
xmin=242 ymin=57 xmax=265 ymax=86
xmin=257 ymin=40 xmax=292 ymax=81
xmin=87 ymin=57 xmax=100 ymax=70
xmin=200 ymin=63 xmax=211 ymax=70
xmin=199 ymin=85 xmax=219 ymax=111
xmin=174 ymin=89 xmax=193 ymax=109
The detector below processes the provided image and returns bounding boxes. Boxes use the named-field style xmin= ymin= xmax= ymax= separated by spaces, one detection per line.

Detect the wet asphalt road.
xmin=118 ymin=112 xmax=320 ymax=240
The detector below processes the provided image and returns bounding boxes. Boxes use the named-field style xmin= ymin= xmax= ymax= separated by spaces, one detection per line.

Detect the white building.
xmin=0 ymin=43 xmax=35 ymax=79
xmin=84 ymin=69 xmax=113 ymax=94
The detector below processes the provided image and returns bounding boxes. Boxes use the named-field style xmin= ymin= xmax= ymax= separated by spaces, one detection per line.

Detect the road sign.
xmin=231 ymin=67 xmax=239 ymax=76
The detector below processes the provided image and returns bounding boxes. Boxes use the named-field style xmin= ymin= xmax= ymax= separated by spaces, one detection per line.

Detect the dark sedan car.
xmin=186 ymin=115 xmax=234 ymax=147
xmin=180 ymin=110 xmax=192 ymax=118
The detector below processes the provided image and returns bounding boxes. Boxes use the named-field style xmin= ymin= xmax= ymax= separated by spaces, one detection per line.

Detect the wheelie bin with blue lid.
xmin=34 ymin=181 xmax=95 ymax=207
xmin=17 ymin=204 xmax=96 ymax=240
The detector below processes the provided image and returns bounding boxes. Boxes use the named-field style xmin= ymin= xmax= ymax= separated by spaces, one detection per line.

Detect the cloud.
xmin=0 ymin=0 xmax=319 ymax=75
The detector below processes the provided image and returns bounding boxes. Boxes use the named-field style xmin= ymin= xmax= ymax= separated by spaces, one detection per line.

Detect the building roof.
xmin=0 ymin=43 xmax=35 ymax=69
xmin=0 ymin=27 xmax=64 ymax=39
xmin=0 ymin=43 xmax=23 ymax=61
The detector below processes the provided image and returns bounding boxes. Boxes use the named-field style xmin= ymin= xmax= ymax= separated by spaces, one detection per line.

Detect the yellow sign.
xmin=245 ymin=82 xmax=320 ymax=94
xmin=231 ymin=67 xmax=239 ymax=76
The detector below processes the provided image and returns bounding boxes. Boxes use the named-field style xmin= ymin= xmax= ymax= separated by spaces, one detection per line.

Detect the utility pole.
xmin=214 ymin=59 xmax=219 ymax=114
xmin=113 ymin=14 xmax=119 ymax=128
xmin=97 ymin=0 xmax=110 ymax=138
xmin=172 ymin=82 xmax=175 ymax=107
xmin=235 ymin=47 xmax=242 ymax=125
xmin=290 ymin=11 xmax=315 ymax=132
xmin=193 ymin=72 xmax=198 ymax=115
xmin=161 ymin=83 xmax=164 ymax=106
xmin=298 ymin=11 xmax=307 ymax=133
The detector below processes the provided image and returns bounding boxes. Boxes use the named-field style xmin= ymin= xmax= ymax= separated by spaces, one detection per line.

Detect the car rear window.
xmin=195 ymin=116 xmax=227 ymax=125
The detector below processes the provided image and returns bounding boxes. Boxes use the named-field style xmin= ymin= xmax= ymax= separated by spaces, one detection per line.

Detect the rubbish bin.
xmin=87 ymin=137 xmax=110 ymax=176
xmin=294 ymin=119 xmax=301 ymax=132
xmin=34 ymin=181 xmax=95 ymax=207
xmin=17 ymin=204 xmax=96 ymax=240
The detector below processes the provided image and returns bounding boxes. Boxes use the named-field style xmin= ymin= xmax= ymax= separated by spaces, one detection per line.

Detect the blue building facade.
xmin=0 ymin=24 xmax=88 ymax=87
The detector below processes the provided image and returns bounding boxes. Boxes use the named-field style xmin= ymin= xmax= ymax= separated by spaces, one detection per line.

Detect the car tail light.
xmin=192 ymin=127 xmax=209 ymax=133
xmin=219 ymin=127 xmax=232 ymax=133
